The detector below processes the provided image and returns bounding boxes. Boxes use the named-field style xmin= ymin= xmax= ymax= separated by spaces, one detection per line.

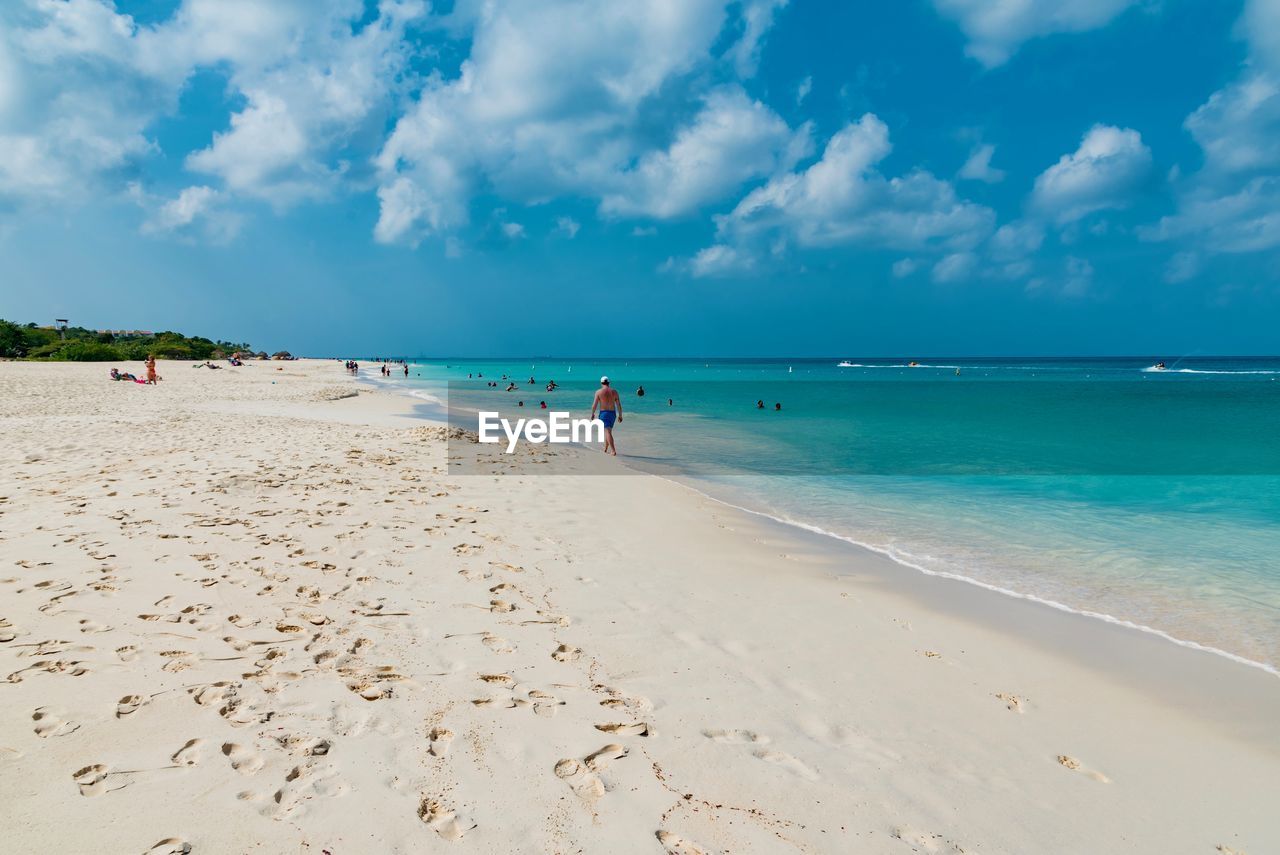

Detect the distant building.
xmin=96 ymin=330 xmax=155 ymax=338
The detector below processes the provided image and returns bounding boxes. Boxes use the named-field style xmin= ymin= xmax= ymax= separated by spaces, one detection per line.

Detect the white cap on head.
xmin=600 ymin=375 xmax=609 ymax=384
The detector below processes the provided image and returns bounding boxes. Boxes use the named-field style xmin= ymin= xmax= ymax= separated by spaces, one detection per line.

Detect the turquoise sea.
xmin=368 ymin=357 xmax=1280 ymax=674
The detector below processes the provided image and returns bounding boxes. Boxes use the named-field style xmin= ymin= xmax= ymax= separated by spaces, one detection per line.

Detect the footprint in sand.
xmin=1056 ymin=754 xmax=1110 ymax=783
xmin=892 ymin=824 xmax=967 ymax=853
xmin=597 ymin=687 xmax=654 ymax=713
xmin=347 ymin=680 xmax=394 ymax=701
xmin=418 ymin=797 xmax=476 ymax=841
xmin=521 ymin=689 xmax=565 ymax=717
xmin=551 ymin=643 xmax=581 ymax=662
xmin=752 ymin=748 xmax=819 ymax=781
xmin=995 ymin=692 xmax=1025 ymax=713
xmin=190 ymin=682 xmax=234 ymax=708
xmin=32 ymin=707 xmax=79 ymax=738
xmin=702 ymin=729 xmax=816 ymax=779
xmin=264 ymin=762 xmax=349 ymax=819
xmin=171 ymin=739 xmax=205 ymax=767
xmin=273 ymin=734 xmax=331 ymax=757
xmin=427 ymin=727 xmax=454 ymax=757
xmin=480 ymin=632 xmax=513 ymax=654
xmin=595 ymin=722 xmax=651 ymax=737
xmin=554 ymin=744 xmax=628 ymax=803
xmin=702 ymin=728 xmax=767 ymax=744
xmin=72 ymin=764 xmax=113 ymax=797
xmin=222 ymin=742 xmax=264 ymax=775
xmin=474 ymin=686 xmax=565 ymax=717
xmin=656 ymin=830 xmax=712 ymax=855
xmin=117 ymin=695 xmax=146 ymax=718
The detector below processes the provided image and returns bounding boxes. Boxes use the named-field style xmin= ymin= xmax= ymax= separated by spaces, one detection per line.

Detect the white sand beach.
xmin=1 ymin=359 xmax=1277 ymax=854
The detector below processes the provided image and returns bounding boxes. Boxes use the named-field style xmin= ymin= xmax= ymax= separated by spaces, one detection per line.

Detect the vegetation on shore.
xmin=0 ymin=319 xmax=261 ymax=362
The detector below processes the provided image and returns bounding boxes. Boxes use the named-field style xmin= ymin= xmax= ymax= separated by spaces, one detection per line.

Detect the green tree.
xmin=0 ymin=320 xmax=26 ymax=357
xmin=52 ymin=341 xmax=123 ymax=361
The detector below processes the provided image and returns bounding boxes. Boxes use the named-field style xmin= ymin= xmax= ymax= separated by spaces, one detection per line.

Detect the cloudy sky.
xmin=1 ymin=0 xmax=1277 ymax=356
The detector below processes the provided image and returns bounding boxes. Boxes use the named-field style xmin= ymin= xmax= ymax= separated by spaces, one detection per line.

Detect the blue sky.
xmin=1 ymin=0 xmax=1278 ymax=356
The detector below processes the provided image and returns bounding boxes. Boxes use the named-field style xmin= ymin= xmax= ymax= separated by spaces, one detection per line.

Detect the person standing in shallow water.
xmin=591 ymin=376 xmax=622 ymax=455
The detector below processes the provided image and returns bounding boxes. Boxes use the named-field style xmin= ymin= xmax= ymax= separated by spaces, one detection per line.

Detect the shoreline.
xmin=377 ymin=364 xmax=1280 ymax=685
xmin=686 ymin=482 xmax=1280 ymax=680
xmin=3 ymin=358 xmax=1275 ymax=853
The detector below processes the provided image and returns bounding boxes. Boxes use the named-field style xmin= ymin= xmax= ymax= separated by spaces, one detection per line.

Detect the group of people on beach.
xmin=109 ymin=355 xmax=160 ymax=385
xmin=465 ymin=369 xmax=787 ymax=457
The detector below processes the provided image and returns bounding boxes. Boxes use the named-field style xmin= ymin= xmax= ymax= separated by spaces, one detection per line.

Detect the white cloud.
xmin=1143 ymin=177 xmax=1280 ymax=254
xmin=1183 ymin=73 xmax=1280 ymax=179
xmin=0 ymin=0 xmax=426 ymax=219
xmin=374 ymin=0 xmax=738 ymax=243
xmin=931 ymin=251 xmax=978 ymax=283
xmin=0 ymin=1 xmax=165 ymax=205
xmin=1163 ymin=251 xmax=1201 ymax=283
xmin=181 ymin=1 xmax=427 ymax=204
xmin=1062 ymin=255 xmax=1094 ymax=296
xmin=1240 ymin=0 xmax=1280 ymax=74
xmin=692 ymin=113 xmax=994 ymax=274
xmin=1031 ymin=124 xmax=1151 ymax=224
xmin=958 ymin=143 xmax=1005 ymax=183
xmin=138 ymin=184 xmax=240 ymax=241
xmin=600 ymin=87 xmax=808 ymax=219
xmin=689 ymin=243 xmax=752 ymax=277
xmin=4 ymin=0 xmax=795 ymax=245
xmin=988 ymin=219 xmax=1045 ymax=262
xmin=501 ymin=221 xmax=525 ymax=239
xmin=932 ymin=0 xmax=1138 ymax=67
xmin=142 ymin=185 xmax=218 ymax=232
xmin=555 ymin=216 xmax=580 ymax=238
xmin=1142 ymin=1 xmax=1280 ymax=260
xmin=891 ymin=258 xmax=919 ymax=278
xmin=728 ymin=0 xmax=789 ymax=78
xmin=795 ymin=75 xmax=812 ymax=106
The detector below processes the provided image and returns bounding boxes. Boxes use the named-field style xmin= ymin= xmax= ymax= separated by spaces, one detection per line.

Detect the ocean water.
xmin=371 ymin=357 xmax=1280 ymax=674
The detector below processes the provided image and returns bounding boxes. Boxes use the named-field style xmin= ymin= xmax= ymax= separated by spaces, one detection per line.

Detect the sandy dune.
xmin=1 ymin=359 xmax=1277 ymax=854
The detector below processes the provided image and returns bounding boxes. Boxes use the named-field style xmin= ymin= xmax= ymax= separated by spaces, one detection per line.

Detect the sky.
xmin=1 ymin=0 xmax=1278 ymax=357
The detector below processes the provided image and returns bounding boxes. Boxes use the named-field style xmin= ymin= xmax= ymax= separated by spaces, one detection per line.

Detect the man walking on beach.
xmin=591 ymin=376 xmax=622 ymax=455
